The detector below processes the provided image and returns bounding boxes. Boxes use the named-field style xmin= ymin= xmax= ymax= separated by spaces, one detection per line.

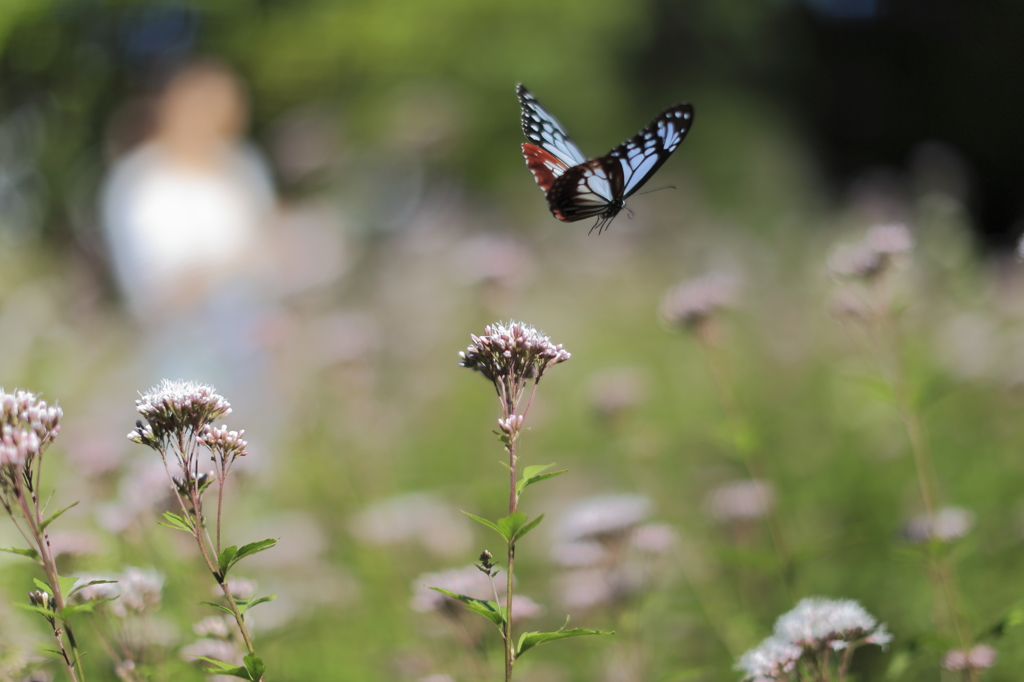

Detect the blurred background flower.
xmin=0 ymin=0 xmax=1023 ymax=680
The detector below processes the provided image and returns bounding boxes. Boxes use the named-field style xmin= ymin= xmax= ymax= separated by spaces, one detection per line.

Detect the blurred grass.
xmin=0 ymin=1 xmax=1023 ymax=681
xmin=4 ymin=193 xmax=1024 ymax=681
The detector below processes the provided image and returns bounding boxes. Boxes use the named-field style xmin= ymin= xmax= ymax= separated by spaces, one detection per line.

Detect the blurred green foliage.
xmin=0 ymin=1 xmax=1023 ymax=682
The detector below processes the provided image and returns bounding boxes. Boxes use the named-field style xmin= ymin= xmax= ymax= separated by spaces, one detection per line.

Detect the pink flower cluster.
xmin=0 ymin=389 xmax=61 ymax=469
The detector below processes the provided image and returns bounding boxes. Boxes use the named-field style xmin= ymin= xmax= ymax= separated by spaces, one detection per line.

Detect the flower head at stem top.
xmin=659 ymin=272 xmax=736 ymax=339
xmin=0 ymin=388 xmax=63 ymax=528
xmin=827 ymin=222 xmax=913 ymax=282
xmin=128 ymin=380 xmax=233 ymax=494
xmin=0 ymin=389 xmax=62 ymax=476
xmin=737 ymin=597 xmax=893 ymax=681
xmin=129 ymin=379 xmax=231 ymax=447
xmin=458 ymin=320 xmax=570 ymax=418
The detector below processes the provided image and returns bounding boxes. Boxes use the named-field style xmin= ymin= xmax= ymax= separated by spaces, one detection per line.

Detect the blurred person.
xmin=102 ymin=59 xmax=274 ymax=323
xmin=100 ymin=59 xmax=279 ymax=457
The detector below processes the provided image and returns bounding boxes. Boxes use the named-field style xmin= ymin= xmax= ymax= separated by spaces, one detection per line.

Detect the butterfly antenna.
xmin=632 ymin=184 xmax=676 ymax=197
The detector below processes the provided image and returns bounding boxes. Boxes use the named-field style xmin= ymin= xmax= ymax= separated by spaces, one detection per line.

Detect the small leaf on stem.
xmin=243 ymin=654 xmax=267 ymax=681
xmin=0 ymin=547 xmax=40 ymax=562
xmin=56 ymin=575 xmax=79 ymax=598
xmin=159 ymin=511 xmax=194 ymax=533
xmin=198 ymin=601 xmax=238 ymax=617
xmin=240 ymin=594 xmax=277 ymax=614
xmin=517 ymin=470 xmax=568 ymax=497
xmin=463 ymin=512 xmax=508 ymax=540
xmin=496 ymin=512 xmax=528 ymax=542
xmin=512 ymin=514 xmax=544 ymax=543
xmin=192 ymin=656 xmax=255 ymax=680
xmin=516 ymin=626 xmax=614 ymax=658
xmin=40 ymin=501 xmax=80 ymax=531
xmin=428 ymin=587 xmax=506 ymax=630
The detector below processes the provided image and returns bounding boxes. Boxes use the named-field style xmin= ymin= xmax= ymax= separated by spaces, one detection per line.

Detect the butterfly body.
xmin=517 ymin=84 xmax=693 ymax=234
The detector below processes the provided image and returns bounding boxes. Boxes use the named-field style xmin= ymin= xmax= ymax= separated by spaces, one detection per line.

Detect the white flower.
xmin=458 ymin=320 xmax=570 ymax=382
xmin=132 ymin=379 xmax=231 ymax=442
xmin=554 ymin=494 xmax=651 ymax=543
xmin=706 ymin=479 xmax=775 ymax=522
xmin=866 ymin=223 xmax=913 ymax=255
xmin=736 ymin=636 xmax=802 ymax=680
xmin=773 ymin=597 xmax=888 ymax=650
xmin=905 ymin=506 xmax=974 ymax=543
xmin=944 ymin=644 xmax=997 ymax=671
xmin=660 ymin=273 xmax=737 ymax=329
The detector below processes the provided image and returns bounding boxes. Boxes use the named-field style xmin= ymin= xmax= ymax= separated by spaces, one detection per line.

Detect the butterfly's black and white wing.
xmin=518 ymin=84 xmax=587 ymax=168
xmin=517 ymin=84 xmax=588 ymax=193
xmin=545 ymin=104 xmax=694 ymax=233
xmin=610 ymin=104 xmax=693 ymax=198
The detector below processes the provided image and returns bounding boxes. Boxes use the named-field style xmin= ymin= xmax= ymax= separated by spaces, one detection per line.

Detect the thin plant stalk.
xmin=0 ymin=391 xmax=85 ymax=682
xmin=130 ymin=380 xmax=267 ymax=681
xmin=457 ymin=321 xmax=574 ymax=682
xmin=695 ymin=320 xmax=793 ymax=602
xmin=862 ymin=276 xmax=973 ymax=653
xmin=162 ymin=454 xmax=258 ymax=659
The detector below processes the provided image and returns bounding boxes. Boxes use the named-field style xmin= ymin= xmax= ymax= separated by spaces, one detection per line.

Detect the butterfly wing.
xmin=518 ymin=84 xmax=589 ymax=193
xmin=545 ymin=158 xmax=624 ymax=223
xmin=517 ymin=84 xmax=587 ymax=168
xmin=545 ymin=104 xmax=694 ymax=230
xmin=608 ymin=104 xmax=694 ymax=198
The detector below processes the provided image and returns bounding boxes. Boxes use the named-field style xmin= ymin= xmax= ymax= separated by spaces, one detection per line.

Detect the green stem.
xmin=869 ymin=276 xmax=971 ymax=654
xmin=505 ymin=542 xmax=515 ymax=682
xmin=17 ymin=475 xmax=86 ymax=682
xmin=505 ymin=431 xmax=518 ymax=682
xmin=696 ymin=328 xmax=793 ymax=602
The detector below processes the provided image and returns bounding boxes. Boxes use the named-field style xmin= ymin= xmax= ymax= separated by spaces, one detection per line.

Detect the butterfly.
xmin=518 ymin=84 xmax=694 ymax=234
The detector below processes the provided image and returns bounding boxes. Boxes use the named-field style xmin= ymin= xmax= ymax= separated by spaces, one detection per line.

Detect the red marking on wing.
xmin=521 ymin=143 xmax=570 ymax=193
xmin=550 ymin=206 xmax=572 ymax=222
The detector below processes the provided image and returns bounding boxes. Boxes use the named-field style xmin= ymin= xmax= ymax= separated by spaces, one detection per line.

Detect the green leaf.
xmin=496 ymin=512 xmax=528 ymax=542
xmin=16 ymin=603 xmax=56 ymax=618
xmin=68 ymin=579 xmax=117 ymax=599
xmin=192 ymin=656 xmax=254 ymax=680
xmin=215 ymin=539 xmax=277 ymax=579
xmin=0 ymin=546 xmax=40 ymax=562
xmin=428 ymin=587 xmax=505 ymax=630
xmin=40 ymin=501 xmax=79 ymax=531
xmin=232 ymin=539 xmax=277 ymax=566
xmin=982 ymin=605 xmax=1024 ymax=638
xmin=218 ymin=546 xmax=239 ymax=579
xmin=57 ymin=575 xmax=79 ymax=599
xmin=462 ymin=511 xmax=506 ymax=540
xmin=32 ymin=578 xmax=51 ymax=594
xmin=159 ymin=511 xmax=194 ymax=533
xmin=61 ymin=600 xmax=108 ymax=618
xmin=240 ymin=594 xmax=277 ymax=614
xmin=243 ymin=654 xmax=266 ymax=681
xmin=516 ymin=464 xmax=568 ymax=496
xmin=199 ymin=601 xmax=238 ymax=617
xmin=512 ymin=514 xmax=544 ymax=542
xmin=521 ymin=463 xmax=555 ymax=480
xmin=516 ymin=626 xmax=613 ymax=658
xmin=517 ymin=470 xmax=568 ymax=496
xmin=1006 ymin=607 xmax=1024 ymax=628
